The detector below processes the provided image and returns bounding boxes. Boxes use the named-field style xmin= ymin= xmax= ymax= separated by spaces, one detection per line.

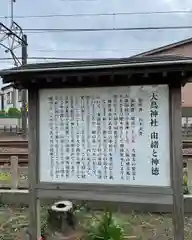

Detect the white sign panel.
xmin=39 ymin=85 xmax=170 ymax=186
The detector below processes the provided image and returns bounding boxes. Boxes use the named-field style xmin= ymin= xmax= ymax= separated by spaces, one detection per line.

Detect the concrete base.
xmin=0 ymin=190 xmax=192 ymax=213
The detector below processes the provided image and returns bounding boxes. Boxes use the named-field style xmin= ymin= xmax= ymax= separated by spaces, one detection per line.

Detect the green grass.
xmin=0 ymin=206 xmax=191 ymax=239
xmin=0 ymin=173 xmax=11 ymax=183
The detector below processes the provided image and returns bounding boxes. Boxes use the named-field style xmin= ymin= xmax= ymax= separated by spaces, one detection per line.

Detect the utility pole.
xmin=10 ymin=0 xmax=14 ymax=26
xmin=21 ymin=34 xmax=28 ymax=137
xmin=0 ymin=0 xmax=28 ymax=136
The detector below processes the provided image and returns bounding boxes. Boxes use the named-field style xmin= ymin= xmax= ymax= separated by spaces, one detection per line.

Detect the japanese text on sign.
xmin=39 ymin=85 xmax=170 ymax=186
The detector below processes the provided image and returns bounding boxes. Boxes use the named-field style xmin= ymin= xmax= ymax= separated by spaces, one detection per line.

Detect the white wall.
xmin=0 ymin=118 xmax=21 ymax=128
xmin=3 ymin=86 xmax=14 ymax=110
xmin=1 ymin=86 xmax=28 ymax=111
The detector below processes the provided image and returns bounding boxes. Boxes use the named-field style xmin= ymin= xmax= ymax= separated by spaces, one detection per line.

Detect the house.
xmin=132 ymin=37 xmax=192 ymax=126
xmin=1 ymin=84 xmax=26 ymax=111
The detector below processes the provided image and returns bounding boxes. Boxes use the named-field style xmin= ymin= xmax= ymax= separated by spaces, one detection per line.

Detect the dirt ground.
xmin=0 ymin=206 xmax=192 ymax=240
xmin=0 ymin=206 xmax=28 ymax=240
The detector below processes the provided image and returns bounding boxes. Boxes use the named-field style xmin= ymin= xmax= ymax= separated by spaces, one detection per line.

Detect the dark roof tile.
xmin=1 ymin=55 xmax=192 ymax=74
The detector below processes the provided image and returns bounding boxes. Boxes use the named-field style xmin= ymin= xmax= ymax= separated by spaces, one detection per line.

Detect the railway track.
xmin=183 ymin=140 xmax=192 ymax=148
xmin=0 ymin=139 xmax=190 ymax=164
xmin=0 ymin=139 xmax=28 ymax=165
xmin=0 ymin=139 xmax=191 ymax=147
xmin=0 ymin=140 xmax=28 ymax=148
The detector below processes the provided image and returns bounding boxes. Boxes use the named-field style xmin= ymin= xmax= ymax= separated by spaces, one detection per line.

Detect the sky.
xmin=0 ymin=0 xmax=192 ymax=86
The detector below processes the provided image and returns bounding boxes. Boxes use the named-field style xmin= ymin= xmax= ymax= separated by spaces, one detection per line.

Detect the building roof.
xmin=132 ymin=37 xmax=192 ymax=57
xmin=1 ymin=84 xmax=14 ymax=91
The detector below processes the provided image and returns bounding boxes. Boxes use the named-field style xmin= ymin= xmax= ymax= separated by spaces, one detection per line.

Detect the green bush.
xmin=0 ymin=172 xmax=11 ymax=182
xmin=7 ymin=107 xmax=21 ymax=117
xmin=40 ymin=207 xmax=49 ymax=237
xmin=85 ymin=209 xmax=124 ymax=240
xmin=183 ymin=175 xmax=189 ymax=194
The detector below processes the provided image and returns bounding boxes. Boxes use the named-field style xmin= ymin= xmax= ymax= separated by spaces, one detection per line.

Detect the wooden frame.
xmin=170 ymin=85 xmax=184 ymax=239
xmin=28 ymin=88 xmax=40 ymax=239
xmin=27 ymin=82 xmax=184 ymax=239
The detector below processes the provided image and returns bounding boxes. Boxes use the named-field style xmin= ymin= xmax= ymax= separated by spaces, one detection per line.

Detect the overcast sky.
xmin=0 ymin=0 xmax=192 ymax=84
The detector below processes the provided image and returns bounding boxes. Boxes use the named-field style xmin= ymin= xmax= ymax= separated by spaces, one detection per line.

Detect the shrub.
xmin=183 ymin=175 xmax=189 ymax=194
xmin=0 ymin=172 xmax=11 ymax=182
xmin=84 ymin=209 xmax=124 ymax=240
xmin=40 ymin=207 xmax=49 ymax=238
xmin=7 ymin=107 xmax=21 ymax=117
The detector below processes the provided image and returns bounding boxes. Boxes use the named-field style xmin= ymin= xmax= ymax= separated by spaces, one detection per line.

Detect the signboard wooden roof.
xmin=0 ymin=56 xmax=189 ymax=240
xmin=1 ymin=55 xmax=192 ymax=88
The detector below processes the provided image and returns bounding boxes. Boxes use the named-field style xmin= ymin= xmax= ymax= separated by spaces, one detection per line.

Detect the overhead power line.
xmin=0 ymin=56 xmax=104 ymax=61
xmin=22 ymin=26 xmax=192 ymax=33
xmin=37 ymin=48 xmax=143 ymax=52
xmin=59 ymin=0 xmax=97 ymax=2
xmin=60 ymin=0 xmax=96 ymax=1
xmin=1 ymin=10 xmax=192 ymax=19
xmin=0 ymin=22 xmax=27 ymax=66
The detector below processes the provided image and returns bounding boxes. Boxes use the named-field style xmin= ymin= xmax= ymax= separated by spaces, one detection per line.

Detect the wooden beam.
xmin=143 ymin=72 xmax=149 ymax=78
xmin=46 ymin=77 xmax=52 ymax=83
xmin=61 ymin=76 xmax=67 ymax=83
xmin=28 ymin=88 xmax=40 ymax=240
xmin=162 ymin=71 xmax=167 ymax=77
xmin=170 ymin=85 xmax=184 ymax=240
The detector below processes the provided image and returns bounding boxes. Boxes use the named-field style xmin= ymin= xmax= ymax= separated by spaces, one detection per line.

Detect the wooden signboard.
xmin=0 ymin=57 xmax=188 ymax=239
xmin=28 ymin=84 xmax=182 ymax=239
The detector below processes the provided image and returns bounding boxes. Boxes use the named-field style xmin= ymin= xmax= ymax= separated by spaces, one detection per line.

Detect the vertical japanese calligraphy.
xmin=150 ymin=92 xmax=160 ymax=176
xmin=48 ymin=96 xmax=54 ymax=178
xmin=39 ymin=85 xmax=170 ymax=187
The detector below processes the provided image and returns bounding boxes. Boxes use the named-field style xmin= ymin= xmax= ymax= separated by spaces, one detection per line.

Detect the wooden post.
xmin=170 ymin=86 xmax=184 ymax=240
xmin=10 ymin=155 xmax=19 ymax=189
xmin=28 ymin=89 xmax=41 ymax=240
